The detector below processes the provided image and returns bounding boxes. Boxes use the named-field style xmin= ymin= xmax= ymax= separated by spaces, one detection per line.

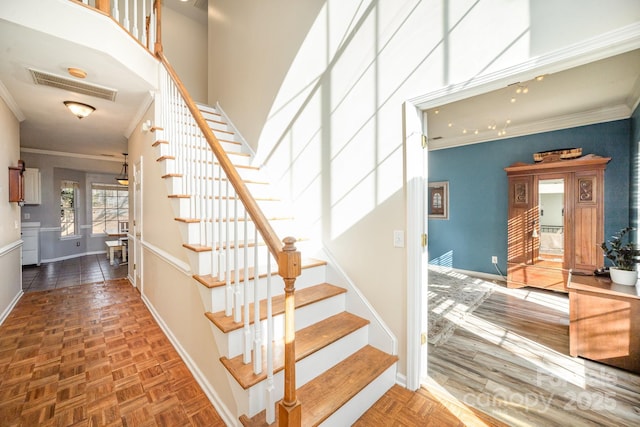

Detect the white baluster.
xmin=233 ymin=196 xmax=241 ymax=324
xmin=243 ymin=211 xmax=251 ymax=364
xmin=224 ymin=180 xmax=232 ymax=316
xmin=123 ymin=0 xmax=130 ymax=32
xmin=112 ymin=0 xmax=120 ymax=21
xmin=265 ymin=260 xmax=275 ymax=424
xmin=253 ymin=228 xmax=262 ymax=374
xmin=133 ymin=0 xmax=140 ymax=41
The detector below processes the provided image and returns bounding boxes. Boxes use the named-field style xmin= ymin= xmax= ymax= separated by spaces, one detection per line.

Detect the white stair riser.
xmin=240 ymin=327 xmax=369 ymax=417
xmin=199 ymin=110 xmax=222 ymax=122
xmin=178 ymin=218 xmax=297 ymax=247
xmin=157 ymin=157 xmax=175 ymax=176
xmin=187 ymin=245 xmax=274 ymax=276
xmin=154 ymin=139 xmax=240 ymax=159
xmin=320 ymin=363 xmax=396 ymax=427
xmin=206 ymin=263 xmax=328 ymax=313
xmin=221 ymin=294 xmax=347 ymax=359
xmin=164 ymin=178 xmax=275 ymax=210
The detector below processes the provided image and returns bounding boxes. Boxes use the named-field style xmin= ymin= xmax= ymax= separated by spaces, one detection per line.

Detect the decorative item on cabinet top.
xmin=533 ymin=147 xmax=582 ymax=163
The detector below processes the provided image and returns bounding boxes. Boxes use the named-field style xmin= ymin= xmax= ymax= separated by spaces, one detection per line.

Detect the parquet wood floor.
xmin=0 ymin=278 xmax=225 ymax=426
xmin=11 ymin=272 xmax=622 ymax=426
xmin=427 ymin=284 xmax=640 ymax=427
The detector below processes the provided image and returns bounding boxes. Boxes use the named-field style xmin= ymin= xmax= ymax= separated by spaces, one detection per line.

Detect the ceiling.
xmin=0 ymin=3 xmax=638 ymax=164
xmin=426 ymin=49 xmax=640 ymax=150
xmin=0 ymin=0 xmax=205 ymax=166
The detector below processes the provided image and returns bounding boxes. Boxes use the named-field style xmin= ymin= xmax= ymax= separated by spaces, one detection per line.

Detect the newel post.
xmin=278 ymin=237 xmax=302 ymax=427
xmin=153 ymin=0 xmax=163 ymax=54
xmin=95 ymin=0 xmax=110 ymax=14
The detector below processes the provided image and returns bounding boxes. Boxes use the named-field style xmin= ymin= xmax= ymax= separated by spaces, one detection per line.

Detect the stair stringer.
xmin=317 ymin=246 xmax=399 ymax=357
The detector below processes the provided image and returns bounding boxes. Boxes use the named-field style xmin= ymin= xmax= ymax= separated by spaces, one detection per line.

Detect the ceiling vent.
xmin=29 ymin=68 xmax=117 ymax=101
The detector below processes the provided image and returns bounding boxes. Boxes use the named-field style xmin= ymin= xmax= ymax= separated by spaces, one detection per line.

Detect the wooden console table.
xmin=568 ymin=272 xmax=639 ymax=374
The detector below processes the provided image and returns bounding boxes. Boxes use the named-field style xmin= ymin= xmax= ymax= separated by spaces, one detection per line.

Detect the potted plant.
xmin=601 ymin=227 xmax=640 ymax=286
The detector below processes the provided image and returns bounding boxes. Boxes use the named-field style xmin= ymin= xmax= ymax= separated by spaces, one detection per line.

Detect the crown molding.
xmin=20 ymin=147 xmax=122 ymax=162
xmin=0 ymin=79 xmax=26 ymax=122
xmin=428 ymin=104 xmax=630 ymax=151
xmin=410 ymin=22 xmax=640 ymax=110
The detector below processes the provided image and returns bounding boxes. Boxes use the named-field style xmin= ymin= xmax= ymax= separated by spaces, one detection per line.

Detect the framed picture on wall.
xmin=428 ymin=181 xmax=449 ymax=220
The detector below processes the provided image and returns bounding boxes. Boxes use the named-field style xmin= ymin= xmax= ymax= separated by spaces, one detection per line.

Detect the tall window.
xmin=60 ymin=181 xmax=78 ymax=237
xmin=92 ymin=184 xmax=129 ymax=234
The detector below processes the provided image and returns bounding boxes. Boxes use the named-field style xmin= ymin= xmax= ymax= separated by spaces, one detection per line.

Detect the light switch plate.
xmin=393 ymin=230 xmax=404 ymax=248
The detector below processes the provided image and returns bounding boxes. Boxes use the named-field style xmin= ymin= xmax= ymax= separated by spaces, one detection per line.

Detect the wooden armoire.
xmin=504 ymin=156 xmax=610 ymax=292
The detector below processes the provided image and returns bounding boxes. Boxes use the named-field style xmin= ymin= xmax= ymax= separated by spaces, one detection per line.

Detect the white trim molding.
xmin=20 ymin=148 xmax=123 ymax=163
xmin=141 ymin=240 xmax=192 ymax=276
xmin=141 ymin=293 xmax=236 ymax=426
xmin=0 ymin=239 xmax=23 ymax=257
xmin=0 ymin=79 xmax=25 ymax=121
xmin=410 ymin=22 xmax=640 ymax=110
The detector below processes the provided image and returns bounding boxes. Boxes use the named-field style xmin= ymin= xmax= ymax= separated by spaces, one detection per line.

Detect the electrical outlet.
xmin=491 ymin=256 xmax=498 ymax=264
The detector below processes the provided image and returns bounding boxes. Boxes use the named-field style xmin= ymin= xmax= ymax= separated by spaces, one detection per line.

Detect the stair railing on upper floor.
xmin=74 ymin=0 xmax=157 ymax=51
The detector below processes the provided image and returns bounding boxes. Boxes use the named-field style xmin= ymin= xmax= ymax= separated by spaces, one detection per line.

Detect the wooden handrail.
xmin=156 ymin=53 xmax=284 ymax=258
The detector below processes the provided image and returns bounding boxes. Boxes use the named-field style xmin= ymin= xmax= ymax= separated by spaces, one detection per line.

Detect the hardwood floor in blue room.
xmin=426 ymin=284 xmax=640 ymax=427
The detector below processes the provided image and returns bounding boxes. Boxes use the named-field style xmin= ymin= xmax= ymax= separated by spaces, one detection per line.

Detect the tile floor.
xmin=21 ymin=254 xmax=128 ymax=293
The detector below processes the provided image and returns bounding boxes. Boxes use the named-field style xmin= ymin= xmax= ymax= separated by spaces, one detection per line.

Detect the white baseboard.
xmin=140 ymin=293 xmax=238 ymax=427
xmin=0 ymin=290 xmax=23 ymax=326
xmin=451 ymin=267 xmax=505 ymax=283
xmin=40 ymin=250 xmax=106 ymax=263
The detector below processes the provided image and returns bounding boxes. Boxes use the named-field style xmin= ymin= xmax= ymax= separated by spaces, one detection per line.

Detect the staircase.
xmin=153 ymin=65 xmax=397 ymax=425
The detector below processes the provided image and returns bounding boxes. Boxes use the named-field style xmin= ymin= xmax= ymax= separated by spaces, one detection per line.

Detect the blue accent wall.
xmin=428 ymin=119 xmax=632 ymax=275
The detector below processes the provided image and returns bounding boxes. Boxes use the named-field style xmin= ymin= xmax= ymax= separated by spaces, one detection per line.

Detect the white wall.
xmin=127 ymin=103 xmax=237 ymax=422
xmin=0 ymin=96 xmax=23 ymax=323
xmin=208 ymin=0 xmax=640 ymax=379
xmin=163 ymin=5 xmax=208 ymax=103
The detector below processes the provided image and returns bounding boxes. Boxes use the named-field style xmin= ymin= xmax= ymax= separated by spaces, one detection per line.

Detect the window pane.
xmin=105 ymin=220 xmax=118 ymax=233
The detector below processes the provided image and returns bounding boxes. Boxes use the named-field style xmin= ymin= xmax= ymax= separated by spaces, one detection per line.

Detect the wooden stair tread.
xmin=240 ymin=345 xmax=398 ymax=426
xmin=206 ymin=283 xmax=345 ymax=333
xmin=221 ymin=312 xmax=369 ymax=389
xmin=175 ymin=215 xmax=293 ymax=224
xmin=183 ymin=237 xmax=309 ymax=253
xmin=194 ymin=258 xmax=327 ymax=289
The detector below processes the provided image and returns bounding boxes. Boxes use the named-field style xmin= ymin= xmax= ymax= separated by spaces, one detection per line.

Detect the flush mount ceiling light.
xmin=116 ymin=153 xmax=129 ymax=186
xmin=67 ymin=67 xmax=87 ymax=79
xmin=63 ymin=101 xmax=95 ymax=119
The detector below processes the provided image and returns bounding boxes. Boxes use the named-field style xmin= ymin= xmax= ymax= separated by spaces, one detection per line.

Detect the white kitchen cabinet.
xmin=21 ymin=223 xmax=40 ymax=266
xmin=23 ymin=168 xmax=41 ymax=205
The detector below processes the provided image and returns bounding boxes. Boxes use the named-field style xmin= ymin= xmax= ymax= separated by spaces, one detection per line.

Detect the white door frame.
xmin=403 ymin=26 xmax=638 ymax=389
xmin=404 ymin=101 xmax=427 ymax=391
xmin=133 ymin=157 xmax=143 ymax=292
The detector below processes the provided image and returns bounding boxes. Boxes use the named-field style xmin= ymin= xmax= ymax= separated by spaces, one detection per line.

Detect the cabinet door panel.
xmin=573 ymin=172 xmax=603 ymax=273
xmin=507 ymin=177 xmax=534 ymax=266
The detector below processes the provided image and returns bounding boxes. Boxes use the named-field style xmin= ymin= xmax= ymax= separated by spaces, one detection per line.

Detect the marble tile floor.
xmin=21 ymin=254 xmax=128 ymax=293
